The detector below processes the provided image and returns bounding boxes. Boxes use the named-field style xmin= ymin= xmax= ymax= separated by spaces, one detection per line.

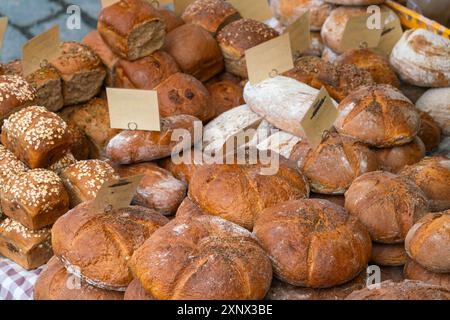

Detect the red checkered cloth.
xmin=0 ymin=257 xmax=43 ymax=300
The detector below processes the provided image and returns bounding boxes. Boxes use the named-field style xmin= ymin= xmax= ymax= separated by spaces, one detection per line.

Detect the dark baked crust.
xmin=205 ymin=75 xmax=244 ymax=117
xmin=371 ymin=243 xmax=408 ymax=267
xmin=417 ymin=111 xmax=442 ymax=153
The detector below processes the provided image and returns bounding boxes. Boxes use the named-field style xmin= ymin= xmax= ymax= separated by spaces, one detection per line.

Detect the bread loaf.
xmin=418 ymin=111 xmax=442 ymax=153
xmin=124 ymin=279 xmax=154 ymax=300
xmin=106 ymin=115 xmax=200 ymax=165
xmin=345 ymin=171 xmax=429 ymax=244
xmin=0 ymin=75 xmax=36 ymax=125
xmin=334 ymin=84 xmax=420 ymax=147
xmin=205 ymin=74 xmax=244 ymax=117
xmin=2 ymin=169 xmax=69 ymax=230
xmin=115 ymin=162 xmax=186 ymax=216
xmin=175 ymin=197 xmax=207 ymax=219
xmin=97 ymin=0 xmax=166 ymax=61
xmin=404 ymin=259 xmax=450 ymax=289
xmin=0 ymin=144 xmax=29 ymax=190
xmin=255 ymin=131 xmax=303 ymax=162
xmin=188 ymin=159 xmax=310 ymax=230
xmin=345 ymin=280 xmax=449 ymax=300
xmin=156 ymin=73 xmax=214 ymax=121
xmin=47 ymin=152 xmax=77 ymax=174
xmin=164 ymin=24 xmax=224 ymax=82
xmin=159 ymin=150 xmax=205 ymax=185
xmin=50 ymin=42 xmax=106 ymax=106
xmin=129 ymin=214 xmax=272 ymax=300
xmin=405 ymin=211 xmax=450 ymax=273
xmin=399 ymin=157 xmax=450 ymax=212
xmin=181 ymin=0 xmax=240 ymax=35
xmin=34 ymin=256 xmax=124 ymax=300
xmin=216 ymin=19 xmax=279 ymax=78
xmin=157 ymin=8 xmax=184 ymax=33
xmin=254 ymin=199 xmax=371 ymax=288
xmin=0 ymin=218 xmax=52 ymax=270
xmin=1 ymin=106 xmax=72 ymax=169
xmin=52 ymin=203 xmax=169 ymax=291
xmin=374 ymin=136 xmax=426 ymax=173
xmin=390 ymin=29 xmax=450 ymax=87
xmin=60 ymin=160 xmax=118 ymax=207
xmin=416 ymin=88 xmax=450 ymax=136
xmin=57 ymin=108 xmax=92 ymax=161
xmin=371 ymin=243 xmax=408 ymax=267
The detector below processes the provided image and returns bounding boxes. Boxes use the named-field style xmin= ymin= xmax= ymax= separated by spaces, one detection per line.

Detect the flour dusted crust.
xmin=256 ymin=131 xmax=302 ymax=159
xmin=244 ymin=76 xmax=332 ymax=137
xmin=390 ymin=29 xmax=450 ymax=87
xmin=416 ymin=87 xmax=450 ymax=137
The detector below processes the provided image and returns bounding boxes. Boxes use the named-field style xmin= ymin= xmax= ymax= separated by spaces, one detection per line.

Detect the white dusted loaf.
xmin=416 ymin=87 xmax=450 ymax=136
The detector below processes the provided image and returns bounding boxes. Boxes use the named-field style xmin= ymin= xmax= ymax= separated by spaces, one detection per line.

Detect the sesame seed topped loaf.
xmin=1 ymin=169 xmax=70 ymax=230
xmin=59 ymin=160 xmax=119 ymax=208
xmin=1 ymin=106 xmax=72 ymax=169
xmin=0 ymin=75 xmax=36 ymax=125
xmin=0 ymin=218 xmax=52 ymax=270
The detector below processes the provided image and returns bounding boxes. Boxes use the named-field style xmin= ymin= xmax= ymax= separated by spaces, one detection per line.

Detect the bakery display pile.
xmin=0 ymin=0 xmax=449 ymax=301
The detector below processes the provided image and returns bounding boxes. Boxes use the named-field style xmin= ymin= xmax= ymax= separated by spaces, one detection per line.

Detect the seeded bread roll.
xmin=158 ymin=8 xmax=184 ymax=33
xmin=404 ymin=259 xmax=450 ymax=289
xmin=50 ymin=42 xmax=106 ymax=106
xmin=346 ymin=280 xmax=449 ymax=300
xmin=82 ymin=30 xmax=119 ymax=87
xmin=1 ymin=106 xmax=72 ymax=169
xmin=374 ymin=137 xmax=426 ymax=173
xmin=285 ymin=56 xmax=375 ymax=102
xmin=205 ymin=74 xmax=244 ymax=117
xmin=60 ymin=160 xmax=118 ymax=208
xmin=124 ymin=279 xmax=155 ymax=300
xmin=390 ymin=29 xmax=450 ymax=87
xmin=418 ymin=111 xmax=442 ymax=153
xmin=0 ymin=75 xmax=36 ymax=125
xmin=115 ymin=162 xmax=187 ymax=216
xmin=416 ymin=87 xmax=450 ymax=136
xmin=52 ymin=203 xmax=169 ymax=291
xmin=334 ymin=84 xmax=421 ymax=148
xmin=106 ymin=115 xmax=200 ymax=165
xmin=181 ymin=0 xmax=240 ymax=35
xmin=0 ymin=144 xmax=29 ymax=191
xmin=345 ymin=171 xmax=429 ymax=244
xmin=216 ymin=19 xmax=279 ymax=78
xmin=156 ymin=73 xmax=214 ymax=121
xmin=399 ymin=157 xmax=450 ymax=212
xmin=0 ymin=218 xmax=52 ymax=270
xmin=335 ymin=49 xmax=400 ymax=88
xmin=405 ymin=211 xmax=450 ymax=273
xmin=129 ymin=214 xmax=272 ymax=300
xmin=164 ymin=24 xmax=224 ymax=82
xmin=98 ymin=0 xmax=166 ymax=61
xmin=270 ymin=0 xmax=334 ymax=31
xmin=1 ymin=169 xmax=69 ymax=230
xmin=371 ymin=243 xmax=408 ymax=267
xmin=115 ymin=51 xmax=179 ymax=90
xmin=301 ymin=133 xmax=379 ymax=194
xmin=188 ymin=158 xmax=310 ymax=230
xmin=34 ymin=256 xmax=124 ymax=300
xmin=47 ymin=152 xmax=77 ymax=174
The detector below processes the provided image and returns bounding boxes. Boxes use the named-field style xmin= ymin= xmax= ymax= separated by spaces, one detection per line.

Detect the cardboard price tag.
xmin=227 ymin=0 xmax=273 ymax=22
xmin=22 ymin=25 xmax=61 ymax=77
xmin=245 ymin=33 xmax=294 ymax=85
xmin=92 ymin=175 xmax=144 ymax=212
xmin=374 ymin=12 xmax=403 ymax=56
xmin=301 ymin=87 xmax=338 ymax=149
xmin=284 ymin=11 xmax=310 ymax=59
xmin=173 ymin=0 xmax=196 ymax=15
xmin=107 ymin=88 xmax=161 ymax=131
xmin=0 ymin=17 xmax=7 ymax=52
xmin=340 ymin=14 xmax=383 ymax=52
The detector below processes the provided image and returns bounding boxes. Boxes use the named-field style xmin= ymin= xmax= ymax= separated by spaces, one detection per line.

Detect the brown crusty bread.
xmin=159 ymin=150 xmax=205 ymax=184
xmin=97 ymin=0 xmax=166 ymax=61
xmin=404 ymin=259 xmax=450 ymax=289
xmin=129 ymin=214 xmax=273 ymax=300
xmin=158 ymin=8 xmax=184 ymax=33
xmin=254 ymin=199 xmax=372 ymax=288
xmin=205 ymin=74 xmax=245 ymax=118
xmin=52 ymin=202 xmax=169 ymax=291
xmin=417 ymin=111 xmax=442 ymax=153
xmin=34 ymin=256 xmax=124 ymax=300
xmin=124 ymin=278 xmax=155 ymax=300
xmin=0 ymin=144 xmax=29 ymax=190
xmin=175 ymin=197 xmax=207 ymax=220
xmin=0 ymin=75 xmax=36 ymax=125
xmin=371 ymin=243 xmax=408 ymax=267
xmin=345 ymin=171 xmax=429 ymax=244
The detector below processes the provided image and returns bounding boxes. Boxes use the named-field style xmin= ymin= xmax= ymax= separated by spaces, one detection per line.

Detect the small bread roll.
xmin=399 ymin=156 xmax=450 ymax=212
xmin=405 ymin=211 xmax=450 ymax=273
xmin=345 ymin=171 xmax=429 ymax=244
xmin=334 ymin=84 xmax=420 ymax=148
xmin=418 ymin=111 xmax=442 ymax=153
xmin=416 ymin=87 xmax=450 ymax=137
xmin=371 ymin=243 xmax=408 ymax=267
xmin=404 ymin=259 xmax=450 ymax=290
xmin=374 ymin=136 xmax=426 ymax=173
xmin=0 ymin=75 xmax=36 ymax=125
xmin=254 ymin=199 xmax=372 ymax=288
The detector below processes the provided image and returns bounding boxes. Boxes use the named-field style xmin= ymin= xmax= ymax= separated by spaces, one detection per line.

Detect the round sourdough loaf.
xmin=390 ymin=29 xmax=450 ymax=87
xmin=404 ymin=259 xmax=450 ymax=289
xmin=52 ymin=203 xmax=169 ymax=291
xmin=129 ymin=214 xmax=272 ymax=300
xmin=417 ymin=111 xmax=442 ymax=153
xmin=399 ymin=156 xmax=450 ymax=212
xmin=334 ymin=84 xmax=420 ymax=147
xmin=371 ymin=243 xmax=408 ymax=267
xmin=345 ymin=280 xmax=450 ymax=300
xmin=188 ymin=158 xmax=310 ymax=230
xmin=415 ymin=87 xmax=450 ymax=137
xmin=34 ymin=256 xmax=124 ymax=300
xmin=254 ymin=199 xmax=371 ymax=288
xmin=405 ymin=211 xmax=450 ymax=273
xmin=345 ymin=171 xmax=429 ymax=244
